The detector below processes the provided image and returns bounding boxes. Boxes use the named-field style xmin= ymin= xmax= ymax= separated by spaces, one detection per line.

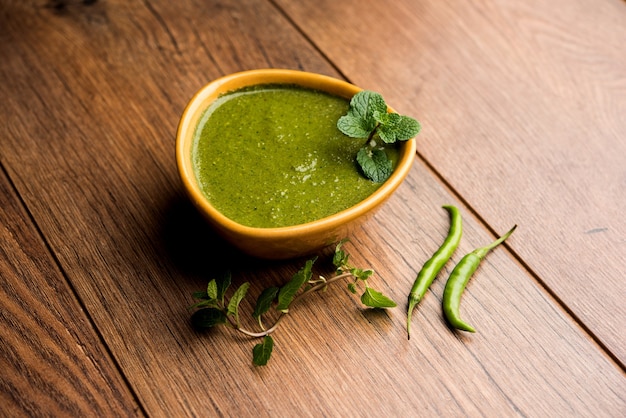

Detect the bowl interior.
xmin=176 ymin=69 xmax=416 ymax=255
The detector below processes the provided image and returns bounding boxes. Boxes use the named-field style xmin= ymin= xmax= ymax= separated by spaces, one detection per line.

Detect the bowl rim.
xmin=176 ymin=68 xmax=416 ymax=240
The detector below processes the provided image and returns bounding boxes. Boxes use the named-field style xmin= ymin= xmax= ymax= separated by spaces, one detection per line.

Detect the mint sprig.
xmin=337 ymin=90 xmax=420 ymax=182
xmin=190 ymin=240 xmax=396 ymax=366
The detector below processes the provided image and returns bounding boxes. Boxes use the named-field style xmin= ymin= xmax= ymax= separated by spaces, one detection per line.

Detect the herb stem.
xmin=230 ymin=272 xmax=355 ymax=338
xmin=296 ymin=272 xmax=353 ymax=303
xmin=365 ymin=129 xmax=377 ymax=146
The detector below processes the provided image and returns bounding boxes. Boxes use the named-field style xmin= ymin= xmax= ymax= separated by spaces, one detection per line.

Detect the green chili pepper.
xmin=442 ymin=225 xmax=517 ymax=333
xmin=406 ymin=205 xmax=462 ymax=339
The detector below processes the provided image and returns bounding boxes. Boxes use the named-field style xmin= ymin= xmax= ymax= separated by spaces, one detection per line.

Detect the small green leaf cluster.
xmin=337 ymin=90 xmax=421 ymax=182
xmin=333 ymin=239 xmax=397 ymax=309
xmin=190 ymin=240 xmax=396 ymax=366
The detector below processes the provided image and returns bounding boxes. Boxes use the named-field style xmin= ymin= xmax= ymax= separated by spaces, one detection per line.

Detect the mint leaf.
xmin=357 ymin=90 xmax=388 ymax=117
xmin=372 ymin=109 xmax=392 ymax=124
xmin=276 ymin=258 xmax=315 ymax=312
xmin=253 ymin=286 xmax=279 ymax=319
xmin=337 ymin=90 xmax=387 ymax=138
xmin=333 ymin=239 xmax=350 ymax=269
xmin=394 ymin=115 xmax=421 ymax=140
xmin=337 ymin=114 xmax=372 ymax=138
xmin=350 ymin=267 xmax=373 ymax=281
xmin=337 ymin=89 xmax=420 ymax=181
xmin=191 ymin=308 xmax=227 ymax=329
xmin=356 ymin=147 xmax=393 ymax=183
xmin=361 ymin=287 xmax=397 ymax=308
xmin=191 ymin=291 xmax=209 ymax=300
xmin=376 ymin=112 xmax=420 ymax=143
xmin=227 ymin=282 xmax=250 ymax=318
xmin=375 ymin=112 xmax=401 ymax=143
xmin=347 ymin=283 xmax=358 ymax=294
xmin=252 ymin=335 xmax=274 ymax=366
xmin=206 ymin=279 xmax=218 ymax=301
xmin=216 ymin=271 xmax=232 ymax=303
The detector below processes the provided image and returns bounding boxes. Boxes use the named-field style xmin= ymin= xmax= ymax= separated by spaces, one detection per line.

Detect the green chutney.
xmin=192 ymin=84 xmax=398 ymax=228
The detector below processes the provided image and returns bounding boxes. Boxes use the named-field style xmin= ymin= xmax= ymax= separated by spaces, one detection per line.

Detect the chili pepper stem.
xmin=473 ymin=225 xmax=517 ymax=260
xmin=406 ymin=294 xmax=420 ymax=340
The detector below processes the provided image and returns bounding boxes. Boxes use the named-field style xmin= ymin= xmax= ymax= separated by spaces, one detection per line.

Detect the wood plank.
xmin=274 ymin=0 xmax=626 ymax=363
xmin=1 ymin=0 xmax=624 ymax=416
xmin=0 ymin=168 xmax=142 ymax=416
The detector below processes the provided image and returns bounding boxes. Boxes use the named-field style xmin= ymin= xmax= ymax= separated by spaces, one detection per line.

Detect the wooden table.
xmin=1 ymin=0 xmax=624 ymax=416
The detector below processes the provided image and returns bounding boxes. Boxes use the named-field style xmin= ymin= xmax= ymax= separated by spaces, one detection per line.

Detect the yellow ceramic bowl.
xmin=176 ymin=69 xmax=416 ymax=259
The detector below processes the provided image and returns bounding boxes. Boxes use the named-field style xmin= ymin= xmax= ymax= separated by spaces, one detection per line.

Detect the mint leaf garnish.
xmin=361 ymin=287 xmax=398 ymax=308
xmin=337 ymin=90 xmax=387 ymax=138
xmin=337 ymin=113 xmax=373 ymax=138
xmin=376 ymin=112 xmax=421 ymax=143
xmin=216 ymin=271 xmax=232 ymax=303
xmin=356 ymin=147 xmax=393 ymax=183
xmin=332 ymin=238 xmax=350 ymax=269
xmin=191 ymin=308 xmax=227 ymax=329
xmin=189 ymin=240 xmax=396 ymax=366
xmin=227 ymin=282 xmax=250 ymax=327
xmin=206 ymin=279 xmax=218 ymax=301
xmin=253 ymin=286 xmax=279 ymax=319
xmin=191 ymin=290 xmax=209 ymax=300
xmin=347 ymin=283 xmax=358 ymax=294
xmin=393 ymin=114 xmax=421 ymax=140
xmin=338 ymin=90 xmax=420 ymax=182
xmin=252 ymin=336 xmax=274 ymax=366
xmin=276 ymin=258 xmax=315 ymax=312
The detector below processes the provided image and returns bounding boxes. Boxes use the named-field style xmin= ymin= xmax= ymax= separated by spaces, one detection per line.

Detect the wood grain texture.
xmin=0 ymin=169 xmax=142 ymax=416
xmin=0 ymin=0 xmax=625 ymax=416
xmin=273 ymin=0 xmax=626 ymax=363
